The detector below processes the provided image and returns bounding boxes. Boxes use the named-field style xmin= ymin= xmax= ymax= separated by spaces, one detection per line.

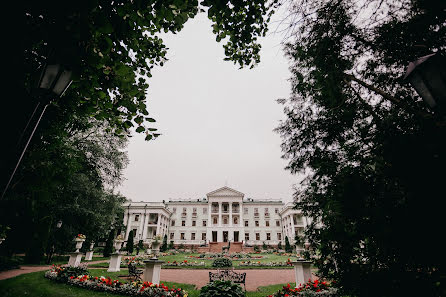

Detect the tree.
xmin=284 ymin=236 xmax=292 ymax=253
xmin=137 ymin=240 xmax=144 ymax=255
xmin=168 ymin=240 xmax=174 ymax=250
xmin=276 ymin=0 xmax=446 ymax=296
xmin=126 ymin=230 xmax=134 ymax=255
xmin=160 ymin=234 xmax=168 ymax=252
xmin=277 ymin=241 xmax=282 ymax=251
xmin=103 ymin=229 xmax=115 ymax=257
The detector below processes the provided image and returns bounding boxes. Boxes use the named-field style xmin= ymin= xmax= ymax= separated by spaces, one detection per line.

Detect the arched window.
xmin=213 ymin=217 xmax=218 ymax=224
xmin=234 ymin=217 xmax=238 ymax=224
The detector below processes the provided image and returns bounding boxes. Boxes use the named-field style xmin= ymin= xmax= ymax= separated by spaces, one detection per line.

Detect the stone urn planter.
xmin=74 ymin=238 xmax=86 ymax=252
xmin=89 ymin=241 xmax=95 ymax=251
xmin=151 ymin=238 xmax=162 ymax=259
xmin=114 ymin=240 xmax=124 ymax=253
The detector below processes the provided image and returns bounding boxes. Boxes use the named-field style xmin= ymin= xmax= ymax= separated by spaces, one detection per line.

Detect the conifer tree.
xmin=126 ymin=230 xmax=134 ymax=255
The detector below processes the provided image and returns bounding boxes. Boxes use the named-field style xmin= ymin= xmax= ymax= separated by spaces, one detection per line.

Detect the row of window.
xmin=170 ymin=232 xmax=283 ymax=241
xmin=170 ymin=207 xmax=281 ymax=215
xmin=170 ymin=219 xmax=281 ymax=227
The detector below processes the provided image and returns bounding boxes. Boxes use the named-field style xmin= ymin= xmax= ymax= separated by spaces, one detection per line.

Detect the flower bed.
xmin=44 ymin=265 xmax=187 ymax=297
xmin=188 ymin=252 xmax=263 ymax=260
xmin=238 ymin=259 xmax=292 ymax=267
xmin=164 ymin=260 xmax=205 ymax=267
xmin=268 ymin=280 xmax=338 ymax=297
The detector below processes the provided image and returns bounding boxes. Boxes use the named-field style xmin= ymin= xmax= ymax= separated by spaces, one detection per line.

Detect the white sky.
xmin=117 ymin=8 xmax=303 ymax=204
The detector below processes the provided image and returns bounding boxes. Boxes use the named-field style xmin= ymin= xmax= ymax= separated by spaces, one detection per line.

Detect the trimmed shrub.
xmin=211 ymin=258 xmax=232 ymax=268
xmin=126 ymin=230 xmax=134 ymax=254
xmin=0 ymin=256 xmax=22 ymax=271
xmin=199 ymin=280 xmax=244 ymax=297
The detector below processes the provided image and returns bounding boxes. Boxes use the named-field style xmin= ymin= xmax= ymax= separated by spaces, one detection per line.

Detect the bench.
xmin=209 ymin=269 xmax=246 ymax=291
xmin=128 ymin=263 xmax=143 ymax=281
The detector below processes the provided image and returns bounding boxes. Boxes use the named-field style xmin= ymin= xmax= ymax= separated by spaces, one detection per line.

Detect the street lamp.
xmin=1 ymin=63 xmax=72 ymax=199
xmin=404 ymin=53 xmax=446 ymax=112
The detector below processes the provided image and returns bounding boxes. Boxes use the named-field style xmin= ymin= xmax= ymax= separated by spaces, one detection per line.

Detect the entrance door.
xmin=223 ymin=231 xmax=228 ymax=242
xmin=234 ymin=231 xmax=239 ymax=242
xmin=212 ymin=231 xmax=218 ymax=242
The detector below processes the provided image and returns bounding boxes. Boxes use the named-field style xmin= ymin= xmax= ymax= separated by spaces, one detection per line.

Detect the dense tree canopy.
xmin=276 ymin=0 xmax=445 ymax=296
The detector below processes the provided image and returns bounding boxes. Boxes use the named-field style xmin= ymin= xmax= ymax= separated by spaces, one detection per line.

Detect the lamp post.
xmin=404 ymin=53 xmax=446 ymax=114
xmin=1 ymin=63 xmax=72 ymax=199
xmin=46 ymin=219 xmax=63 ymax=264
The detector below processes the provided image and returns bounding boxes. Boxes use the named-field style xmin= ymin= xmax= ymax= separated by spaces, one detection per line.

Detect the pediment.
xmin=206 ymin=186 xmax=245 ymax=197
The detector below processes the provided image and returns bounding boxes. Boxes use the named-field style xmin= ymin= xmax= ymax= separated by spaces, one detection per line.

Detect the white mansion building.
xmin=123 ymin=186 xmax=308 ymax=252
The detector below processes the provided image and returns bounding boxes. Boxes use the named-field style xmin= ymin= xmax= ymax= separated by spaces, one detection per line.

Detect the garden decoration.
xmin=150 ymin=235 xmax=162 ymax=259
xmin=85 ymin=241 xmax=95 ymax=261
xmin=68 ymin=234 xmax=86 ymax=267
xmin=108 ymin=234 xmax=125 ymax=272
xmin=291 ymin=253 xmax=313 ymax=288
xmin=143 ymin=235 xmax=164 ymax=285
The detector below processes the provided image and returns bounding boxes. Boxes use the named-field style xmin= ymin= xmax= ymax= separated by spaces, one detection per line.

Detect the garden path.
xmin=158 ymin=269 xmax=316 ymax=291
xmin=0 ymin=259 xmax=109 ymax=281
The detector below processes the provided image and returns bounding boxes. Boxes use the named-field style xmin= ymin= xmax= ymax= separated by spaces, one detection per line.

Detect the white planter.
xmin=0 ymin=238 xmax=5 ymax=245
xmin=114 ymin=240 xmax=124 ymax=253
xmin=74 ymin=239 xmax=85 ymax=252
xmin=89 ymin=242 xmax=95 ymax=251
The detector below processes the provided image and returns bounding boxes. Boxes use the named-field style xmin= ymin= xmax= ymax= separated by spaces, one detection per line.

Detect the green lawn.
xmin=89 ymin=252 xmax=297 ymax=269
xmin=0 ymin=270 xmax=292 ymax=297
xmin=12 ymin=255 xmax=110 ymax=266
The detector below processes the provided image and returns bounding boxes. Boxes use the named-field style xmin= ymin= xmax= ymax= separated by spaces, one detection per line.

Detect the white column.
xmin=290 ymin=215 xmax=295 ymax=244
xmin=207 ymin=203 xmax=212 ymax=243
xmin=156 ymin=214 xmax=161 ymax=236
xmin=125 ymin=216 xmax=132 ymax=240
xmin=142 ymin=210 xmax=149 ymax=241
xmin=138 ymin=213 xmax=144 ymax=240
xmin=229 ymin=203 xmax=233 ymax=227
xmin=218 ymin=202 xmax=222 ymax=227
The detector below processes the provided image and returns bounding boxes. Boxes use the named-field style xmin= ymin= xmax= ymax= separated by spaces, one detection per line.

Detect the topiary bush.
xmin=199 ymin=280 xmax=244 ymax=297
xmin=211 ymin=258 xmax=232 ymax=268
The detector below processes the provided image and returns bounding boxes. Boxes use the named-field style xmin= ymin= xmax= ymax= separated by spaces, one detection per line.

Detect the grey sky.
xmin=117 ymin=9 xmax=302 ymax=204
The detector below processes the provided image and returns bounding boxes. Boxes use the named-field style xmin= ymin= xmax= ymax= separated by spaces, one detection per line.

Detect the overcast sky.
xmin=117 ymin=8 xmax=303 ymax=204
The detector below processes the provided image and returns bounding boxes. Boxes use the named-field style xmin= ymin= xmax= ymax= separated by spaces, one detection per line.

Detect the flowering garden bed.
xmin=44 ymin=265 xmax=188 ymax=296
xmin=268 ymin=280 xmax=338 ymax=297
xmin=238 ymin=260 xmax=293 ymax=267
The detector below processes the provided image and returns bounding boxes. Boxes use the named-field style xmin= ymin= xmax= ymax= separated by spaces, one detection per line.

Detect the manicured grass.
xmin=89 ymin=252 xmax=297 ymax=269
xmin=0 ymin=269 xmax=295 ymax=297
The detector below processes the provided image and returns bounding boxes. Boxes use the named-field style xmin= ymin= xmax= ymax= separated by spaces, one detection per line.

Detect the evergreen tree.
xmin=277 ymin=241 xmax=282 ymax=251
xmin=126 ymin=230 xmax=134 ymax=255
xmin=160 ymin=234 xmax=168 ymax=252
xmin=103 ymin=229 xmax=115 ymax=257
xmin=284 ymin=236 xmax=292 ymax=253
xmin=168 ymin=241 xmax=174 ymax=250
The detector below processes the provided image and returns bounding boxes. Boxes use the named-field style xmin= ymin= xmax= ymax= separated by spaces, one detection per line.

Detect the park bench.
xmin=209 ymin=269 xmax=246 ymax=291
xmin=128 ymin=263 xmax=143 ymax=281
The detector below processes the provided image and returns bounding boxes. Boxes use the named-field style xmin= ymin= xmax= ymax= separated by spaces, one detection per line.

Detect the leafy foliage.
xmin=199 ymin=280 xmax=244 ymax=297
xmin=103 ymin=230 xmax=115 ymax=258
xmin=22 ymin=0 xmax=278 ymax=139
xmin=126 ymin=230 xmax=134 ymax=255
xmin=211 ymin=258 xmax=233 ymax=268
xmin=276 ymin=0 xmax=446 ymax=296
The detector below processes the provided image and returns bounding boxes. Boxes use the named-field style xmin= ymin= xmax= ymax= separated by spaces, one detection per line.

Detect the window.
xmin=191 ymin=233 xmax=196 ymax=240
xmin=255 ymin=221 xmax=259 ymax=227
xmin=171 ymin=220 xmax=175 ymax=226
xmin=244 ymin=221 xmax=249 ymax=227
xmin=202 ymin=233 xmax=206 ymax=240
xmin=275 ymin=208 xmax=279 ymax=214
xmin=256 ymin=233 xmax=260 ymax=240
xmin=234 ymin=217 xmax=238 ymax=224
xmin=223 ymin=217 xmax=228 ymax=224
xmin=192 ymin=220 xmax=196 ymax=226
xmin=173 ymin=207 xmax=176 ymax=213
xmin=277 ymin=233 xmax=282 ymax=240
xmin=134 ymin=215 xmax=139 ymax=221
xmin=170 ymin=233 xmax=174 ymax=239
xmin=132 ymin=229 xmax=137 ymax=236
xmin=203 ymin=207 xmax=207 ymax=214
xmin=213 ymin=217 xmax=218 ymax=224
xmin=276 ymin=220 xmax=280 ymax=227
xmin=180 ymin=233 xmax=185 ymax=240
xmin=245 ymin=233 xmax=250 ymax=241
xmin=266 ymin=221 xmax=270 ymax=227
xmin=203 ymin=220 xmax=207 ymax=226
xmin=182 ymin=221 xmax=185 ymax=226
xmin=266 ymin=233 xmax=271 ymax=240
xmin=244 ymin=208 xmax=248 ymax=214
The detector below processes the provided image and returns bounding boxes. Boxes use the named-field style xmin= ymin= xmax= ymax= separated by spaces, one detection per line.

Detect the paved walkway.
xmin=0 ymin=259 xmax=109 ymax=281
xmin=159 ymin=269 xmax=301 ymax=291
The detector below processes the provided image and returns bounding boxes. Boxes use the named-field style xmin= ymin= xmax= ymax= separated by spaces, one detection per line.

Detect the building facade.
xmin=123 ymin=186 xmax=308 ymax=248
